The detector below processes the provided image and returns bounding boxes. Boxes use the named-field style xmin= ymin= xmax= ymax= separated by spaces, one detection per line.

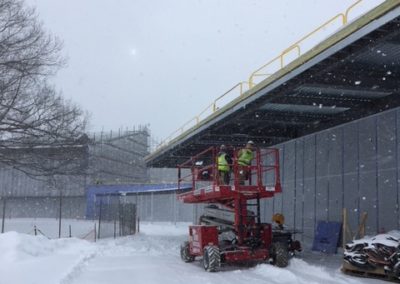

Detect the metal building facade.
xmin=266 ymin=107 xmax=400 ymax=241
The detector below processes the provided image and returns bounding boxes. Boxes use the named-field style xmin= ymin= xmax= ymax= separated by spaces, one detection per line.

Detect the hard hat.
xmin=247 ymin=140 xmax=255 ymax=145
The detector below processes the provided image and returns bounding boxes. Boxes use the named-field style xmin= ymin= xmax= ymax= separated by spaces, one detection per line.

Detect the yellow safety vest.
xmin=238 ymin=149 xmax=253 ymax=166
xmin=217 ymin=153 xmax=229 ymax=172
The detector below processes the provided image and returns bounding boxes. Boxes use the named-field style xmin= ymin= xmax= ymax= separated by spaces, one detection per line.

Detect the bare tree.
xmin=0 ymin=0 xmax=89 ymax=177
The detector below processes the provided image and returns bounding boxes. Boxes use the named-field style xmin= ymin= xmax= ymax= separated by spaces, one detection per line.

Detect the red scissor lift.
xmin=178 ymin=146 xmax=300 ymax=272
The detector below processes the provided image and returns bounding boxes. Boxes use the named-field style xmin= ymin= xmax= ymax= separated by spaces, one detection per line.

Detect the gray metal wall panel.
xmin=303 ymin=135 xmax=316 ymax=239
xmin=271 ymin=109 xmax=400 ymax=238
xmin=134 ymin=192 xmax=192 ymax=222
xmin=260 ymin=199 xmax=267 ymax=223
xmin=327 ymin=129 xmax=343 ymax=222
xmin=294 ymin=139 xmax=304 ymax=234
xmin=152 ymin=192 xmax=174 ymax=221
xmin=193 ymin=204 xmax=206 ymax=224
xmin=2 ymin=196 xmax=86 ymax=219
xmin=358 ymin=117 xmax=378 ymax=233
xmin=328 ymin=176 xmax=343 ymax=222
xmin=328 ymin=129 xmax=343 ymax=176
xmin=282 ymin=141 xmax=296 ymax=229
xmin=377 ymin=112 xmax=398 ymax=231
xmin=315 ymin=132 xmax=329 ymax=222
xmin=378 ymin=112 xmax=396 ymax=170
xmin=273 ymin=146 xmax=284 ymax=214
xmin=177 ymin=203 xmax=194 ymax=222
xmin=262 ymin=198 xmax=274 ymax=223
xmin=343 ymin=123 xmax=360 ymax=230
xmin=6 ymin=197 xmax=58 ymax=218
xmin=140 ymin=194 xmax=152 ymax=221
xmin=61 ymin=196 xmax=87 ymax=219
xmin=396 ymin=109 xmax=400 ymax=229
xmin=378 ymin=169 xmax=397 ymax=231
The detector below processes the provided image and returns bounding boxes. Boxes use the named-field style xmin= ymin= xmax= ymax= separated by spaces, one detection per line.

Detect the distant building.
xmin=0 ymin=126 xmax=150 ymax=218
xmin=88 ymin=127 xmax=149 ymax=185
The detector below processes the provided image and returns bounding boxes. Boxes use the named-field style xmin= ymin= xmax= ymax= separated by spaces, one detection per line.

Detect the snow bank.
xmin=0 ymin=231 xmax=95 ymax=284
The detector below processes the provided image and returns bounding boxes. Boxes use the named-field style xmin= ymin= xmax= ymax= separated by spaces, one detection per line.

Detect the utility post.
xmin=1 ymin=197 xmax=6 ymax=233
xmin=58 ymin=189 xmax=62 ymax=238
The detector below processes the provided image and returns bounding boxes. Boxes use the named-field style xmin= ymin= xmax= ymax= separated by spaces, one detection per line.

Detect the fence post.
xmin=119 ymin=203 xmax=122 ymax=237
xmin=58 ymin=191 xmax=62 ymax=238
xmin=97 ymin=198 xmax=102 ymax=240
xmin=1 ymin=197 xmax=6 ymax=233
xmin=151 ymin=192 xmax=154 ymax=222
xmin=134 ymin=193 xmax=139 ymax=232
xmin=173 ymin=191 xmax=177 ymax=225
xmin=69 ymin=225 xmax=72 ymax=238
xmin=133 ymin=204 xmax=136 ymax=235
xmin=94 ymin=223 xmax=97 ymax=242
xmin=137 ymin=216 xmax=140 ymax=233
xmin=114 ymin=219 xmax=117 ymax=239
xmin=34 ymin=225 xmax=37 ymax=236
xmin=118 ymin=196 xmax=122 ymax=237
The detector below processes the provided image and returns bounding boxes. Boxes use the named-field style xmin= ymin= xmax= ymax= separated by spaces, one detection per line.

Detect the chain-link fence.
xmin=0 ymin=193 xmax=139 ymax=241
xmin=95 ymin=194 xmax=138 ymax=239
xmin=0 ymin=195 xmax=98 ymax=240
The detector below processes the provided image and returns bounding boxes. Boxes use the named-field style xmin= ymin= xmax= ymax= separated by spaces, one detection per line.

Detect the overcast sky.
xmin=26 ymin=0 xmax=383 ymax=141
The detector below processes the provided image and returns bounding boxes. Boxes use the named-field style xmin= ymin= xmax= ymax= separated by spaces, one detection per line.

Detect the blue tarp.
xmin=312 ymin=221 xmax=342 ymax=254
xmin=85 ymin=183 xmax=191 ymax=219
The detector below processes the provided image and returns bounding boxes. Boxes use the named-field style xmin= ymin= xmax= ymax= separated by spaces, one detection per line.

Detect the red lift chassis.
xmin=178 ymin=146 xmax=300 ymax=272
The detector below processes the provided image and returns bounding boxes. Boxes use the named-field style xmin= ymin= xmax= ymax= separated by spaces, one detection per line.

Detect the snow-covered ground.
xmin=0 ymin=221 xmax=386 ymax=284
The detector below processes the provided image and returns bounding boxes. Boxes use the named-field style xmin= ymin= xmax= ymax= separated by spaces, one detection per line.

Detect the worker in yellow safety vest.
xmin=237 ymin=140 xmax=255 ymax=184
xmin=217 ymin=145 xmax=232 ymax=185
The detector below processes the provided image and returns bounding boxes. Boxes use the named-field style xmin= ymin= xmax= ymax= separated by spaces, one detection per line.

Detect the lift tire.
xmin=270 ymin=242 xmax=289 ymax=268
xmin=203 ymin=245 xmax=221 ymax=272
xmin=180 ymin=241 xmax=195 ymax=263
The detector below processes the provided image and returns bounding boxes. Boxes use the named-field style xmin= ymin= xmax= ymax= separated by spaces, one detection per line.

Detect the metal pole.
xmin=94 ymin=223 xmax=97 ymax=242
xmin=1 ymin=197 xmax=6 ymax=233
xmin=151 ymin=192 xmax=154 ymax=222
xmin=114 ymin=219 xmax=116 ymax=239
xmin=69 ymin=225 xmax=72 ymax=238
xmin=173 ymin=191 xmax=177 ymax=225
xmin=119 ymin=202 xmax=122 ymax=237
xmin=58 ymin=191 xmax=62 ymax=238
xmin=133 ymin=204 xmax=137 ymax=235
xmin=118 ymin=196 xmax=121 ymax=237
xmin=97 ymin=198 xmax=102 ymax=240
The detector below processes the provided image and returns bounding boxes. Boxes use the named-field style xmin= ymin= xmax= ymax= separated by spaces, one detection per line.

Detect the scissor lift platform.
xmin=178 ymin=146 xmax=282 ymax=203
xmin=177 ymin=146 xmax=300 ymax=272
xmin=178 ymin=184 xmax=278 ymax=203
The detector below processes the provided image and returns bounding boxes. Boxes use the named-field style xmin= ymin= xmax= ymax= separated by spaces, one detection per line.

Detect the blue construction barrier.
xmin=312 ymin=221 xmax=342 ymax=254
